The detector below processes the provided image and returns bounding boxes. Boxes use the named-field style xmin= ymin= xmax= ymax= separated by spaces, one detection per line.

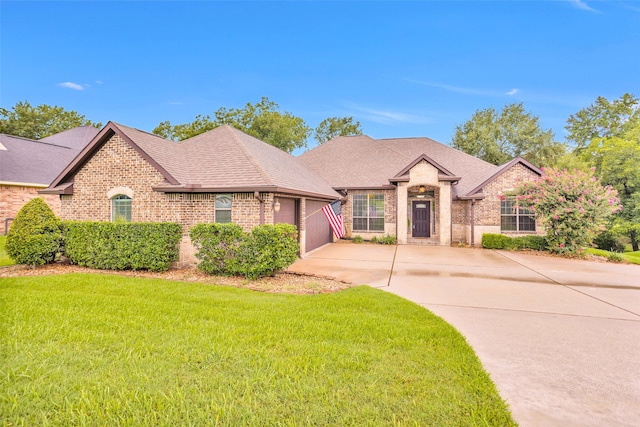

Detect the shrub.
xmin=191 ymin=223 xmax=300 ymax=279
xmin=482 ymin=233 xmax=548 ymax=251
xmin=351 ymin=235 xmax=364 ymax=244
xmin=237 ymin=224 xmax=299 ymax=279
xmin=593 ymin=230 xmax=625 ymax=252
xmin=512 ymin=235 xmax=548 ymax=251
xmin=5 ymin=198 xmax=62 ymax=268
xmin=190 ymin=223 xmax=244 ymax=275
xmin=377 ymin=234 xmax=397 ymax=245
xmin=481 ymin=234 xmax=513 ymax=250
xmin=369 ymin=236 xmax=378 ymax=244
xmin=607 ymin=252 xmax=624 ymax=263
xmin=63 ymin=221 xmax=182 ymax=272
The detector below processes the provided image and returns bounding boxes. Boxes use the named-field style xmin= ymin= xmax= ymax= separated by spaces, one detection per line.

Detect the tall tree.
xmin=567 ymin=94 xmax=640 ymax=250
xmin=314 ymin=116 xmax=363 ymax=144
xmin=565 ymin=93 xmax=639 ymax=150
xmin=153 ymin=97 xmax=311 ymax=153
xmin=592 ymin=123 xmax=640 ymax=250
xmin=0 ymin=101 xmax=101 ymax=139
xmin=451 ymin=103 xmax=565 ymax=167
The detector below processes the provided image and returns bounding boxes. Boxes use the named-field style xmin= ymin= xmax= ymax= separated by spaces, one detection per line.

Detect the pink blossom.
xmin=558 ymin=197 xmax=564 ymax=203
xmin=553 ymin=215 xmax=559 ymax=220
xmin=559 ymin=243 xmax=565 ymax=248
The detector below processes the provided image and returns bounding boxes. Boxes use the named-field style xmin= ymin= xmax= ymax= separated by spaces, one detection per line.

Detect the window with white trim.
xmin=500 ymin=196 xmax=535 ymax=232
xmin=215 ymin=194 xmax=232 ymax=223
xmin=111 ymin=195 xmax=132 ymax=222
xmin=352 ymin=193 xmax=384 ymax=231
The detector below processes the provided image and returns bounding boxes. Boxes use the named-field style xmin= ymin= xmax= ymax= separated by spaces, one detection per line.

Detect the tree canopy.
xmin=0 ymin=101 xmax=102 ymax=139
xmin=565 ymin=93 xmax=639 ymax=150
xmin=451 ymin=103 xmax=565 ymax=167
xmin=152 ymin=97 xmax=311 ymax=154
xmin=313 ymin=116 xmax=363 ymax=144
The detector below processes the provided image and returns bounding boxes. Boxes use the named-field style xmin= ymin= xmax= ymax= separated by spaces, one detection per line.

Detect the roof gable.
xmin=390 ymin=153 xmax=460 ymax=182
xmin=45 ymin=122 xmax=181 ymax=193
xmin=463 ymin=157 xmax=543 ymax=198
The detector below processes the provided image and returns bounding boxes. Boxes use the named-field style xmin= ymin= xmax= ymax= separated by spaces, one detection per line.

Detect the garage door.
xmin=274 ymin=198 xmax=298 ymax=227
xmin=305 ymin=199 xmax=332 ymax=252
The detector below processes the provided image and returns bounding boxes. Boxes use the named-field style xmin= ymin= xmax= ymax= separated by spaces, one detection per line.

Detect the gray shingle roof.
xmin=298 ymin=135 xmax=498 ymax=197
xmin=40 ymin=126 xmax=100 ymax=150
xmin=0 ymin=128 xmax=97 ymax=185
xmin=46 ymin=122 xmax=340 ymax=200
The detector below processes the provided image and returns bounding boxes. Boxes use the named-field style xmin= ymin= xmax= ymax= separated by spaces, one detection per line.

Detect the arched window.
xmin=111 ymin=194 xmax=132 ymax=222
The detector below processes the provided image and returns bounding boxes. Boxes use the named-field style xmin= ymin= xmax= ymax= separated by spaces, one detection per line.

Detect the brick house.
xmin=299 ymin=135 xmax=543 ymax=246
xmin=42 ymin=122 xmax=341 ymax=264
xmin=0 ymin=127 xmax=98 ymax=234
xmin=42 ymin=122 xmax=541 ymax=264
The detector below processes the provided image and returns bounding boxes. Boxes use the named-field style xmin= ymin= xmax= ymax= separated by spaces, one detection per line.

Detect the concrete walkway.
xmin=288 ymin=243 xmax=640 ymax=427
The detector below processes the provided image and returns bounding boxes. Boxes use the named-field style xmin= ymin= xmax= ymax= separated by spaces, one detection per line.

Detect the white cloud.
xmin=346 ymin=103 xmax=431 ymax=125
xmin=58 ymin=82 xmax=86 ymax=91
xmin=95 ymin=80 xmax=103 ymax=85
xmin=407 ymin=79 xmax=519 ymax=98
xmin=569 ymin=0 xmax=598 ymax=13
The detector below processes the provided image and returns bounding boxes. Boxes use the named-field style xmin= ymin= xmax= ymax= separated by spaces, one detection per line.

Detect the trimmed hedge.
xmin=481 ymin=233 xmax=548 ymax=251
xmin=191 ymin=223 xmax=299 ymax=279
xmin=62 ymin=221 xmax=182 ymax=272
xmin=5 ymin=198 xmax=62 ymax=268
xmin=189 ymin=223 xmax=244 ymax=275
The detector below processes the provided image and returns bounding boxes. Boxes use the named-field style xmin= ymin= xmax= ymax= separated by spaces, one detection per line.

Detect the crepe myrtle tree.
xmin=513 ymin=167 xmax=621 ymax=255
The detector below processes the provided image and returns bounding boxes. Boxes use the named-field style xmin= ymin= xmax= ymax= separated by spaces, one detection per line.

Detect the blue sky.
xmin=1 ymin=0 xmax=639 ymax=154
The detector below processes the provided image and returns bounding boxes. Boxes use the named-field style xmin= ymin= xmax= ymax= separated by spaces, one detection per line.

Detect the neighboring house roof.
xmin=39 ymin=126 xmax=100 ymax=150
xmin=0 ymin=127 xmax=97 ymax=186
xmin=44 ymin=122 xmax=340 ymax=200
xmin=298 ymin=135 xmax=500 ymax=198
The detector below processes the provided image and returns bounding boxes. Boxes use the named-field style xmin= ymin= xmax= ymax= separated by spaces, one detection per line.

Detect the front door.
xmin=412 ymin=201 xmax=431 ymax=237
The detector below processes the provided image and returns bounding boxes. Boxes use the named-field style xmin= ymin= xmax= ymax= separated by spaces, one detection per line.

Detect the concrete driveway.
xmin=288 ymin=243 xmax=640 ymax=427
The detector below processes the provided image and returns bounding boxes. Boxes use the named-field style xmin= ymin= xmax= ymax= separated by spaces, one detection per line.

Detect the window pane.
xmin=501 ymin=216 xmax=517 ymax=231
xmin=501 ymin=199 xmax=515 ymax=215
xmin=519 ymin=215 xmax=536 ymax=232
xmin=369 ymin=194 xmax=384 ymax=217
xmin=215 ymin=194 xmax=232 ymax=209
xmin=112 ymin=195 xmax=131 ymax=222
xmin=353 ymin=195 xmax=367 ymax=217
xmin=216 ymin=210 xmax=231 ymax=223
xmin=353 ymin=218 xmax=368 ymax=231
xmin=369 ymin=218 xmax=384 ymax=231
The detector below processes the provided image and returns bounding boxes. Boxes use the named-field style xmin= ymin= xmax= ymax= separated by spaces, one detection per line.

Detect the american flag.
xmin=322 ymin=200 xmax=345 ymax=239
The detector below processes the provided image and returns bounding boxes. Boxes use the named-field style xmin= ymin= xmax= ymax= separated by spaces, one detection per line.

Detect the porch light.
xmin=419 ymin=185 xmax=426 ymax=193
xmin=273 ymin=198 xmax=281 ymax=213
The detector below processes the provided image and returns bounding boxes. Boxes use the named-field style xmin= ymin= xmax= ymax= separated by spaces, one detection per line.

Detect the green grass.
xmin=585 ymin=248 xmax=640 ymax=265
xmin=0 ymin=235 xmax=14 ymax=267
xmin=0 ymin=274 xmax=515 ymax=426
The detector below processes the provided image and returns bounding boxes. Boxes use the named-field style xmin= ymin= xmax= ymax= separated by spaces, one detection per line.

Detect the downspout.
xmin=254 ymin=191 xmax=265 ymax=225
xmin=470 ymin=200 xmax=476 ymax=246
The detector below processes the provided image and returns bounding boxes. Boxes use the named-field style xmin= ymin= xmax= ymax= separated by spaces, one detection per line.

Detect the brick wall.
xmin=474 ymin=163 xmax=539 ymax=226
xmin=1 ymin=185 xmax=60 ymax=234
xmin=58 ymin=134 xmax=271 ymax=264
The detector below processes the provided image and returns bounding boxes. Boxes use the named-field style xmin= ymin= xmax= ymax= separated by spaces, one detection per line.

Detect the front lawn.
xmin=0 ymin=235 xmax=14 ymax=267
xmin=585 ymin=248 xmax=640 ymax=265
xmin=0 ymin=274 xmax=515 ymax=426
